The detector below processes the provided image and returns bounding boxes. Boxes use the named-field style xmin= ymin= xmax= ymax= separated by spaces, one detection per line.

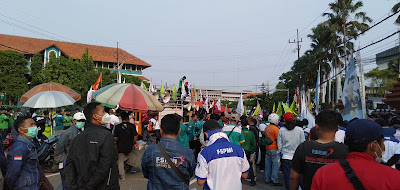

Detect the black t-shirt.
xmin=114 ymin=122 xmax=138 ymax=154
xmin=291 ymin=141 xmax=348 ymax=190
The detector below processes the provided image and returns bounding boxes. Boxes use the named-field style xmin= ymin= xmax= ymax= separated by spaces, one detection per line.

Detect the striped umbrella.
xmin=93 ymin=83 xmax=164 ymax=112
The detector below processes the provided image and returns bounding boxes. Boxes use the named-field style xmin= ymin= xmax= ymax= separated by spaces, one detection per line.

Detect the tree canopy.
xmin=0 ymin=49 xmax=143 ymax=106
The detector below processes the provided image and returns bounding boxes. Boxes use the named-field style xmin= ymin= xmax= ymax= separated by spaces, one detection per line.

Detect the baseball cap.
xmin=230 ymin=114 xmax=239 ymax=121
xmin=382 ymin=127 xmax=396 ymax=137
xmin=283 ymin=112 xmax=294 ymax=122
xmin=33 ymin=116 xmax=45 ymax=125
xmin=73 ymin=112 xmax=86 ymax=121
xmin=346 ymin=119 xmax=384 ymax=142
xmin=203 ymin=119 xmax=221 ymax=132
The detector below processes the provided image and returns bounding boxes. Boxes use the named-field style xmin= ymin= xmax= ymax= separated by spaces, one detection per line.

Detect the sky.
xmin=0 ymin=0 xmax=398 ymax=92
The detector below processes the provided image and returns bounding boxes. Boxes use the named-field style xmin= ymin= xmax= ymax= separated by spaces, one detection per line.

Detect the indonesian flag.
xmin=294 ymin=90 xmax=299 ymax=105
xmin=92 ymin=73 xmax=102 ymax=91
xmin=216 ymin=99 xmax=221 ymax=111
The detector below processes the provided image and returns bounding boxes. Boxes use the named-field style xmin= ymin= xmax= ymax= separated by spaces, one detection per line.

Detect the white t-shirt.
xmin=110 ymin=114 xmax=120 ymax=126
xmin=259 ymin=124 xmax=267 ymax=138
xmin=383 ymin=136 xmax=400 ymax=164
xmin=195 ymin=137 xmax=249 ymax=190
xmin=150 ymin=118 xmax=160 ymax=130
xmin=334 ymin=127 xmax=346 ymax=143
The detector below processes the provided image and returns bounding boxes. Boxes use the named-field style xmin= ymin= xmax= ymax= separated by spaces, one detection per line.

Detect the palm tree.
xmin=308 ymin=22 xmax=342 ymax=103
xmin=323 ymin=0 xmax=372 ymax=103
xmin=324 ymin=0 xmax=372 ymax=62
xmin=392 ymin=3 xmax=400 ymax=24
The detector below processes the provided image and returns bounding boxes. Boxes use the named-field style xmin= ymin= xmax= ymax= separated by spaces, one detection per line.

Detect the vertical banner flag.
xmin=216 ymin=99 xmax=221 ymax=111
xmin=203 ymin=91 xmax=209 ymax=113
xmin=236 ymin=93 xmax=244 ymax=116
xmin=342 ymin=54 xmax=364 ymax=121
xmin=198 ymin=89 xmax=203 ymax=102
xmin=356 ymin=47 xmax=367 ymax=118
xmin=194 ymin=85 xmax=197 ymax=101
xmin=276 ymin=102 xmax=283 ymax=116
xmin=172 ymin=85 xmax=177 ymax=100
xmin=300 ymin=91 xmax=315 ymax=129
xmin=314 ymin=65 xmax=320 ymax=114
xmin=92 ymin=73 xmax=102 ymax=91
xmin=272 ymin=103 xmax=276 ymax=113
xmin=283 ymin=103 xmax=296 ymax=116
xmin=290 ymin=100 xmax=296 ymax=113
xmin=253 ymin=101 xmax=260 ymax=116
xmin=160 ymin=81 xmax=165 ymax=95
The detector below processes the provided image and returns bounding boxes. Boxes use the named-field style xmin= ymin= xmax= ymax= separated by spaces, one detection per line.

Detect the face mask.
xmin=372 ymin=141 xmax=384 ymax=163
xmin=76 ymin=122 xmax=85 ymax=129
xmin=23 ymin=126 xmax=39 ymax=139
xmin=99 ymin=113 xmax=111 ymax=125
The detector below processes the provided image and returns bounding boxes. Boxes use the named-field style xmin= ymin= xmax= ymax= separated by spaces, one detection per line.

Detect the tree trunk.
xmin=343 ymin=18 xmax=348 ymax=74
xmin=336 ymin=58 xmax=342 ymax=104
xmin=328 ymin=72 xmax=331 ymax=104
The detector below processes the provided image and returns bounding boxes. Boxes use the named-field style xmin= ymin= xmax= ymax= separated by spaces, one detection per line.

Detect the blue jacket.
xmin=0 ymin=143 xmax=6 ymax=175
xmin=142 ymin=137 xmax=195 ymax=190
xmin=5 ymin=136 xmax=40 ymax=190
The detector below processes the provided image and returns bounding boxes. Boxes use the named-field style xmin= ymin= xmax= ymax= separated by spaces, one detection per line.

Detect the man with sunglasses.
xmin=55 ymin=112 xmax=86 ymax=190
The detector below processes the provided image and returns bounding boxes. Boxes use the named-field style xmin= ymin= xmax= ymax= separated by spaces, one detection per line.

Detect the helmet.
xmin=268 ymin=113 xmax=280 ymax=125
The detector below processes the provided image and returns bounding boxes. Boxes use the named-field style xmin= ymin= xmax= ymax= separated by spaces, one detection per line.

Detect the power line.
xmin=346 ymin=9 xmax=400 ymax=43
xmin=309 ymin=30 xmax=400 ymax=87
xmin=0 ymin=13 xmax=75 ymax=42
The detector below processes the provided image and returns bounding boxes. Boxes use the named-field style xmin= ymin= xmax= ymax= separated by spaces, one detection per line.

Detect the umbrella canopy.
xmin=93 ymin=83 xmax=164 ymax=112
xmin=23 ymin=91 xmax=76 ymax=108
xmin=21 ymin=82 xmax=81 ymax=103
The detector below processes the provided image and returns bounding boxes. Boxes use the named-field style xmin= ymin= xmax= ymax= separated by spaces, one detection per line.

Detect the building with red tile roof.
xmin=0 ymin=34 xmax=150 ymax=80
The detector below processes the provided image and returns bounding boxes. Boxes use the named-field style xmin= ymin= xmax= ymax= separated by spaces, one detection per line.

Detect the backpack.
xmin=264 ymin=125 xmax=276 ymax=145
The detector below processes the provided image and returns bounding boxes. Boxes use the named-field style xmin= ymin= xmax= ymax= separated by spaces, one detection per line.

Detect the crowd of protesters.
xmin=2 ymin=102 xmax=400 ymax=190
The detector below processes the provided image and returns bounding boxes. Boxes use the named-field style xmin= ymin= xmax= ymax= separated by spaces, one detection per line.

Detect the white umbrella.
xmin=23 ymin=91 xmax=76 ymax=108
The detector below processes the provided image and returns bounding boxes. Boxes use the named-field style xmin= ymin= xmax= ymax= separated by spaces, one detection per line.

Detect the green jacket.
xmin=241 ymin=128 xmax=256 ymax=154
xmin=0 ymin=114 xmax=9 ymax=129
xmin=63 ymin=115 xmax=73 ymax=127
xmin=177 ymin=123 xmax=190 ymax=148
xmin=194 ymin=120 xmax=204 ymax=138
xmin=187 ymin=120 xmax=197 ymax=141
xmin=7 ymin=114 xmax=14 ymax=128
xmin=54 ymin=114 xmax=65 ymax=131
xmin=218 ymin=120 xmax=224 ymax=128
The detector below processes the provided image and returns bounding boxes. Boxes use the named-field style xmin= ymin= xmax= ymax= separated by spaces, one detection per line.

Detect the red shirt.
xmin=312 ymin=152 xmax=400 ymax=190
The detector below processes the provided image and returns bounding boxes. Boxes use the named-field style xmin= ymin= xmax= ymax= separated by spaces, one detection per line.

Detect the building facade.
xmin=196 ymin=88 xmax=254 ymax=102
xmin=0 ymin=34 xmax=150 ymax=80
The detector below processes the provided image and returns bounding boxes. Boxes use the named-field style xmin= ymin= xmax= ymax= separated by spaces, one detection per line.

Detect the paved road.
xmin=47 ymin=170 xmax=286 ymax=190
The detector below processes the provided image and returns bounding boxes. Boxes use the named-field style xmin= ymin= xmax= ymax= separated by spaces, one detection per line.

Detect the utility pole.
xmin=116 ymin=42 xmax=121 ymax=83
xmin=289 ymin=29 xmax=303 ymax=60
xmin=289 ymin=29 xmax=303 ymax=106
